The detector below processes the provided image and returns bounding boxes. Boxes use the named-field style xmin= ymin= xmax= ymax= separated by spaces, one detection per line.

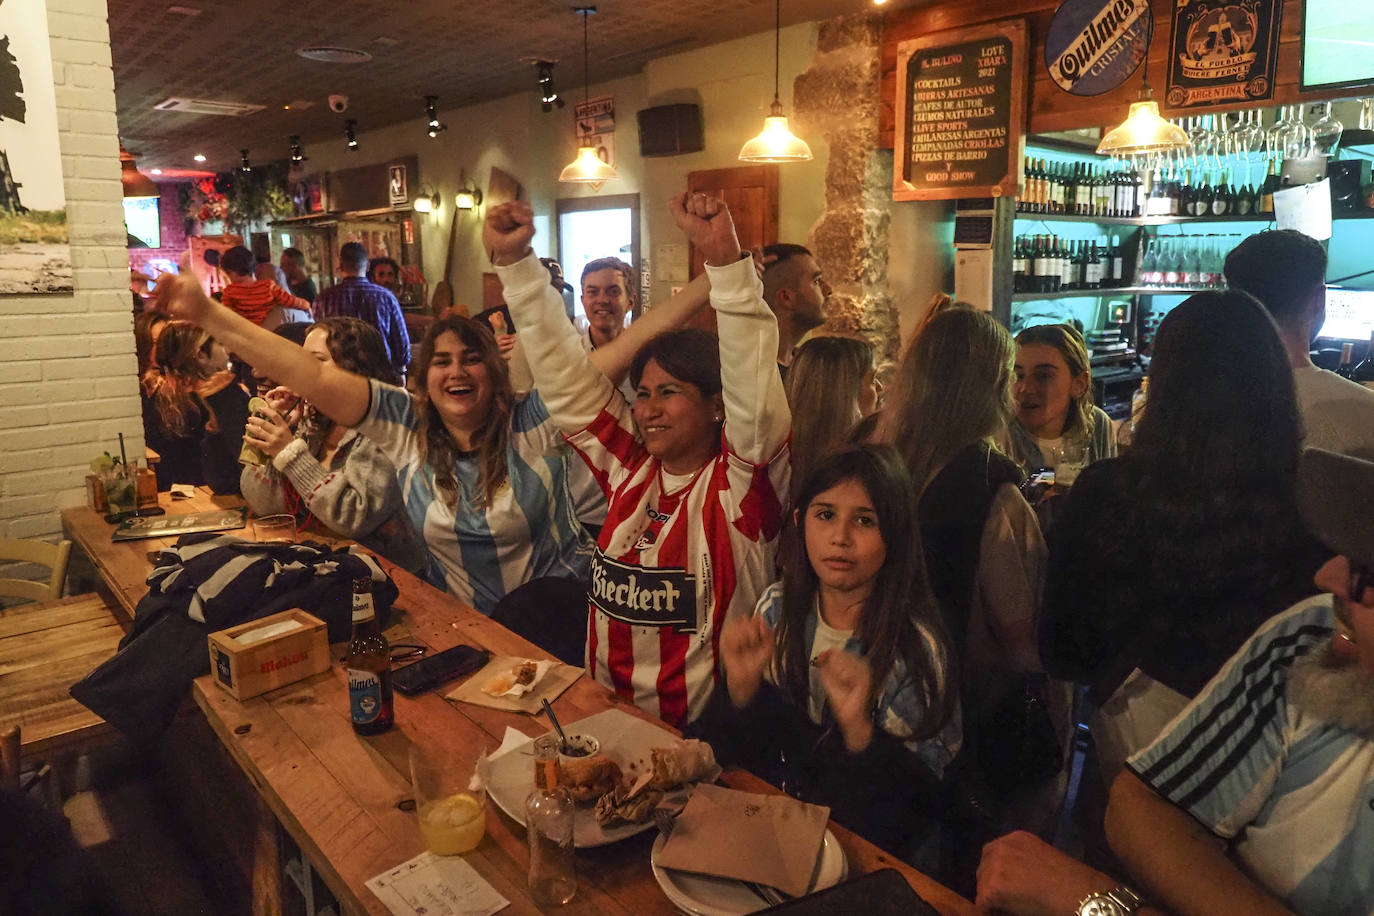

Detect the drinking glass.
xmin=251 ymin=514 xmax=297 ymax=543
xmin=102 ymin=460 xmax=139 ymax=519
xmin=1360 ymin=99 xmax=1373 ymax=132
xmin=1052 ymin=442 xmax=1090 ymax=487
xmin=410 ymin=743 xmax=487 ymax=856
xmin=1309 ymin=102 xmax=1343 ymax=158
xmin=1276 ymin=105 xmax=1310 ymax=161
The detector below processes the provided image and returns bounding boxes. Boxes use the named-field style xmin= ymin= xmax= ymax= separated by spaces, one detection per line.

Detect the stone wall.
xmin=793 ymin=13 xmax=900 ymax=366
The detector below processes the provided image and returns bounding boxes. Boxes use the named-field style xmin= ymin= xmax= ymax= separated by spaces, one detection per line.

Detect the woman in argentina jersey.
xmin=489 ymin=193 xmax=791 ymax=726
xmin=158 ymin=252 xmax=711 ymax=615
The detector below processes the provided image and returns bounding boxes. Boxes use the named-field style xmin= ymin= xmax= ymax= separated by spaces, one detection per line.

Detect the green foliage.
xmin=225 ymin=162 xmax=294 ymax=231
xmin=0 ymin=208 xmax=67 ymax=245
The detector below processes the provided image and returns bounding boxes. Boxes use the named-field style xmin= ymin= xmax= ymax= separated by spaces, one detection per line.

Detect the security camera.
xmin=328 ymin=94 xmax=349 ymax=114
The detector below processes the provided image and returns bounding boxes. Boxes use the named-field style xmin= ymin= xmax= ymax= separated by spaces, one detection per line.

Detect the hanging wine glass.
xmin=1226 ymin=111 xmax=1248 ymax=170
xmin=1186 ymin=116 xmax=1207 ymax=169
xmin=1242 ymin=109 xmax=1266 ymax=186
xmin=1265 ymin=105 xmax=1286 ymax=164
xmin=1310 ymin=101 xmax=1344 ymax=158
xmin=1361 ymin=98 xmax=1373 ymax=131
xmin=1276 ymin=105 xmax=1310 ymax=161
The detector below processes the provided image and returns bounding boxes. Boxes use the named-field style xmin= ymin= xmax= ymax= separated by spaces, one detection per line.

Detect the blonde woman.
xmin=1007 ymin=323 xmax=1116 ymax=474
xmin=784 ymin=335 xmax=880 ymax=496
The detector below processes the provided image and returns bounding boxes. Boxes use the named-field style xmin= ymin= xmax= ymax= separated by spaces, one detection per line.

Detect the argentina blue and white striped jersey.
xmin=1129 ymin=595 xmax=1374 ymax=915
xmin=357 ymin=379 xmax=598 ymax=613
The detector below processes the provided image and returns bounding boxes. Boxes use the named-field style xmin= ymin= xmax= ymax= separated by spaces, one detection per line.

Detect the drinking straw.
xmin=118 ymin=432 xmax=129 ymax=469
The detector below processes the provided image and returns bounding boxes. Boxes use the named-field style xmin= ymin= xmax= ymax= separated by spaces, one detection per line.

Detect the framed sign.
xmin=893 ymin=20 xmax=1028 ymax=202
xmin=1045 ymin=0 xmax=1152 ymax=96
xmin=1166 ymin=0 xmax=1281 ymax=108
xmin=388 ymin=164 xmax=408 ymax=207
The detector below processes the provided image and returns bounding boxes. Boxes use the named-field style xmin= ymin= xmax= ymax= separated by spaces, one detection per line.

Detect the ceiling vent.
xmin=295 ymin=46 xmax=373 ymax=64
xmin=153 ymin=97 xmax=267 ymax=116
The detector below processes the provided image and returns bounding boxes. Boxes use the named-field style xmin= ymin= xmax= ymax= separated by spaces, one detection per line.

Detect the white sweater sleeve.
xmin=496 ymin=252 xmax=616 ymax=435
xmin=707 ymin=255 xmax=791 ymax=465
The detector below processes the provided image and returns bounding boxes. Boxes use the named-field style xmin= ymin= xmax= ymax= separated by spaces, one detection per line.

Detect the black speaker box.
xmin=637 ymin=104 xmax=704 ymax=157
xmin=1328 ymin=160 xmax=1371 ymax=210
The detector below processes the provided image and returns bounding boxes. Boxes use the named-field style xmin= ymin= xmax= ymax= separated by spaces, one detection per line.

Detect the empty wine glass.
xmin=1275 ymin=105 xmax=1311 ymax=161
xmin=1265 ymin=105 xmax=1286 ymax=163
xmin=1361 ymin=98 xmax=1373 ymax=131
xmin=1310 ymin=101 xmax=1343 ymax=157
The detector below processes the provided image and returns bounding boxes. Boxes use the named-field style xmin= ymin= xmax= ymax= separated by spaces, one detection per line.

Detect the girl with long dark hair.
xmin=698 ymin=444 xmax=958 ymax=853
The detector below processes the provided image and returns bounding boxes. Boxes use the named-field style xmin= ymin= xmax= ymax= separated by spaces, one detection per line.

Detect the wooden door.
xmin=685 ymin=166 xmax=779 ymax=332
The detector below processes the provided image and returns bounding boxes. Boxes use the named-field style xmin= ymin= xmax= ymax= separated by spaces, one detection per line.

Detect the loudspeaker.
xmin=1327 ymin=160 xmax=1371 ymax=210
xmin=637 ymin=104 xmax=704 ymax=157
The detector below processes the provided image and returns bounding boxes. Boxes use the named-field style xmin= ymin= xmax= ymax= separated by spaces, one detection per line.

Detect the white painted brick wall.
xmin=0 ymin=0 xmax=141 ymax=541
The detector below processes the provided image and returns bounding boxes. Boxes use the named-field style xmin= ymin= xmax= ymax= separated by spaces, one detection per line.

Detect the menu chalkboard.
xmin=893 ymin=20 xmax=1027 ymax=201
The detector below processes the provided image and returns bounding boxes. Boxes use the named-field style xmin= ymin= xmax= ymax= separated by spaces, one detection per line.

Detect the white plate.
xmin=650 ymin=828 xmax=848 ymax=916
xmin=485 ymin=707 xmax=720 ymax=848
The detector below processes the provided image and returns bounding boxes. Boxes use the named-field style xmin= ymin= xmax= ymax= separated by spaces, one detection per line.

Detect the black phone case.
xmin=392 ymin=645 xmax=490 ymax=696
xmin=759 ymin=869 xmax=940 ymax=915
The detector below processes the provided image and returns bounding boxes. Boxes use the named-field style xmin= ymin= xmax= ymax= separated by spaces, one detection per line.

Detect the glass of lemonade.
xmin=409 ymin=743 xmax=486 ymax=855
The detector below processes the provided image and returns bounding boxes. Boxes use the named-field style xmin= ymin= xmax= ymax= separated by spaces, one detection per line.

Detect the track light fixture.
xmin=537 ymin=60 xmax=565 ymax=113
xmin=289 ymin=135 xmax=307 ymax=167
xmin=424 ymin=95 xmax=447 ymax=138
xmin=345 ymin=119 xmax=359 ymax=150
xmin=239 ymin=149 xmax=252 ymax=172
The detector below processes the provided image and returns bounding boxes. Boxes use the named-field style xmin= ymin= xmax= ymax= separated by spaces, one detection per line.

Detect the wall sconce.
xmin=413 ymin=185 xmax=441 ymax=213
xmin=455 ymin=181 xmax=483 ymax=210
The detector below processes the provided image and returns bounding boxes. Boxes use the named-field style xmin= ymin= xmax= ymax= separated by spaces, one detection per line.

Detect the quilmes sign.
xmin=1046 ymin=0 xmax=1153 ymax=96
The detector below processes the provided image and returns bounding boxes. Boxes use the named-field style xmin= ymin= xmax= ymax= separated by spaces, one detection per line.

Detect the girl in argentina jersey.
xmin=489 ymin=193 xmax=790 ymax=726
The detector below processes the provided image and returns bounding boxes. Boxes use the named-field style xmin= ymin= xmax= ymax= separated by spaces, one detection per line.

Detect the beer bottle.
xmin=347 ymin=576 xmax=394 ymax=735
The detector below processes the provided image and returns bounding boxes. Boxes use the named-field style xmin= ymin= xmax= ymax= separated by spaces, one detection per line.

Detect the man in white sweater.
xmin=1225 ymin=229 xmax=1374 ymax=460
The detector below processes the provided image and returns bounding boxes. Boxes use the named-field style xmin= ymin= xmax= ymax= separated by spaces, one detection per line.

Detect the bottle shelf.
xmin=1014 ymin=210 xmax=1374 ymax=226
xmin=1012 ymin=286 xmax=1208 ymax=302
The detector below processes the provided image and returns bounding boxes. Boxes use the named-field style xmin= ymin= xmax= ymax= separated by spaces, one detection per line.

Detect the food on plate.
xmin=594 ymin=783 xmax=663 ymax=827
xmin=561 ymin=754 xmax=622 ymax=803
xmin=481 ymin=659 xmax=541 ymax=696
xmin=647 ymin=739 xmax=718 ymax=790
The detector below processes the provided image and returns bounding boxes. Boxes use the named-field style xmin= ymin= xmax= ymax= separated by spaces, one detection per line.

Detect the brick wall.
xmin=0 ymin=0 xmax=141 ymax=542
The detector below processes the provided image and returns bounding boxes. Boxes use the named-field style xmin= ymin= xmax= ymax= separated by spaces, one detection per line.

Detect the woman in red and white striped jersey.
xmin=488 ymin=193 xmax=790 ymax=726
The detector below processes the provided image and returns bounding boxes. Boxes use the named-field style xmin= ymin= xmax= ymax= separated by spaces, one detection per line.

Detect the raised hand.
xmin=669 ymin=191 xmax=743 ymax=268
xmin=815 ymin=648 xmax=875 ymax=752
xmin=719 ymin=613 xmax=776 ymax=709
xmin=156 ymin=253 xmax=216 ymax=323
xmin=484 ymin=202 xmax=536 ymax=267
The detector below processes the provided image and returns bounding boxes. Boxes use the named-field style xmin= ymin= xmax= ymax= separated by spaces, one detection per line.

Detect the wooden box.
xmin=208 ymin=609 xmax=330 ymax=700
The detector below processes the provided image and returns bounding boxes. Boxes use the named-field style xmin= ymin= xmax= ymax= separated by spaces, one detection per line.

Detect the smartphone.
xmin=392 ymin=645 xmax=490 ymax=696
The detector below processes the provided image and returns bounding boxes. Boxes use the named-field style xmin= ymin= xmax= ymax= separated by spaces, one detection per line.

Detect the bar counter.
xmin=61 ymin=492 xmax=973 ymax=915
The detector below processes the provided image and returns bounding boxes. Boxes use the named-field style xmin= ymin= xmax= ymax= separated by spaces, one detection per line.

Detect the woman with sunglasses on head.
xmin=239 ymin=317 xmax=425 ymax=574
xmin=488 ymin=193 xmax=790 ymax=727
xmin=156 ymin=253 xmax=713 ymax=616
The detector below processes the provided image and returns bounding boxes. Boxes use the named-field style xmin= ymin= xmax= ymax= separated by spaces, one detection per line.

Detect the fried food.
xmin=648 ymin=739 xmax=717 ymax=790
xmin=561 ymin=754 xmax=622 ymax=803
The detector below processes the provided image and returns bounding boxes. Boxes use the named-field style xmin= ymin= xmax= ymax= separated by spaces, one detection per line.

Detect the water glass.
xmin=101 ymin=460 xmax=139 ymax=517
xmin=1052 ymin=442 xmax=1090 ymax=487
xmin=409 ymin=743 xmax=487 ymax=856
xmin=251 ymin=514 xmax=297 ymax=543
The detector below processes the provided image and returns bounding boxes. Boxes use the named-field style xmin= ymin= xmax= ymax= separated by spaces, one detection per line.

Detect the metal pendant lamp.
xmin=120 ymin=144 xmax=159 ymax=199
xmin=1096 ymin=29 xmax=1187 ymax=157
xmin=559 ymin=6 xmax=617 ymax=184
xmin=739 ymin=0 xmax=812 ymax=163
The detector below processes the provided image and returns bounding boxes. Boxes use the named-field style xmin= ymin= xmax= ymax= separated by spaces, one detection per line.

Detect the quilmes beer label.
xmin=1046 ymin=0 xmax=1152 ymax=96
xmin=348 ymin=668 xmax=383 ymax=723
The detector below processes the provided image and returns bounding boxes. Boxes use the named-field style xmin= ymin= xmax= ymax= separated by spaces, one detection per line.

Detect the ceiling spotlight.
xmin=239 ymin=148 xmax=252 ymax=172
xmin=536 ymin=60 xmax=565 ymax=113
xmin=289 ymin=135 xmax=307 ymax=167
xmin=193 ymin=153 xmax=207 ymax=163
xmin=424 ymin=95 xmax=447 ymax=138
xmin=150 ymin=168 xmax=163 ymax=175
xmin=345 ymin=119 xmax=359 ymax=150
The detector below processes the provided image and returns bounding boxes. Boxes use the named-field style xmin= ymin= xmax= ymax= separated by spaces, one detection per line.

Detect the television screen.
xmin=123 ymin=196 xmax=160 ymax=249
xmin=1317 ymin=287 xmax=1374 ymax=341
xmin=1301 ymin=1 xmax=1374 ymax=91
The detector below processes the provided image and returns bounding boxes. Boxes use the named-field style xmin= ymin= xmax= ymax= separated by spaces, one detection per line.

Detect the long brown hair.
xmin=877 ymin=307 xmax=1016 ymax=492
xmin=773 ymin=444 xmax=956 ymax=740
xmin=785 ymin=335 xmax=874 ymax=495
xmin=412 ymin=316 xmax=514 ymax=508
xmin=152 ymin=320 xmax=222 ymax=436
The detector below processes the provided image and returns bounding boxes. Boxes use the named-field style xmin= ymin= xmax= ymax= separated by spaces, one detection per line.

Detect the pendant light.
xmin=559 ymin=6 xmax=617 ymax=184
xmin=119 ymin=144 xmax=159 ymax=199
xmin=1096 ymin=28 xmax=1187 ymax=157
xmin=739 ymin=0 xmax=812 ymax=163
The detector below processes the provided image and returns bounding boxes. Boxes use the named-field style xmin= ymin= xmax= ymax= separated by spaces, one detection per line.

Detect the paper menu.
xmin=1275 ymin=179 xmax=1332 ymax=241
xmin=365 ymin=851 xmax=508 ymax=916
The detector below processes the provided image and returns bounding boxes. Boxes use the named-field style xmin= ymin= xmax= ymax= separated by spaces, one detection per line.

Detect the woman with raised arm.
xmin=486 ymin=194 xmax=791 ymax=726
xmin=157 ymin=251 xmax=712 ymax=615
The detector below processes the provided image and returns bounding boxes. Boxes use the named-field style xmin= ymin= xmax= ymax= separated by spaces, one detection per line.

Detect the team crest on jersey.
xmin=589 ymin=549 xmax=697 ymax=632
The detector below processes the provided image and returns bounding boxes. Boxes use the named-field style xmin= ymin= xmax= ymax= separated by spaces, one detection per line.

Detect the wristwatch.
xmin=1076 ymin=886 xmax=1142 ymax=916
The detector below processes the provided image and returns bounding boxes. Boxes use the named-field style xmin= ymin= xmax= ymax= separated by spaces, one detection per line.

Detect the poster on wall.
xmin=1166 ymin=0 xmax=1282 ymax=108
xmin=388 ymin=164 xmax=408 ymax=206
xmin=0 ymin=0 xmax=72 ymax=294
xmin=1045 ymin=0 xmax=1153 ymax=96
xmin=893 ymin=20 xmax=1028 ymax=201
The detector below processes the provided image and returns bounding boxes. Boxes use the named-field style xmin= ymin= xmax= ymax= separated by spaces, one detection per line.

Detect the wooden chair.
xmin=0 ymin=537 xmax=72 ymax=603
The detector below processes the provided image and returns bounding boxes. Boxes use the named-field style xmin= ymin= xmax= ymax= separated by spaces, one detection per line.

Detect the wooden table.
xmin=0 ymin=592 xmax=123 ymax=758
xmin=62 ymin=497 xmax=974 ymax=916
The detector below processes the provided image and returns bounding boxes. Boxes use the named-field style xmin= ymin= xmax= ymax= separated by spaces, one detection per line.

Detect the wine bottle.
xmin=1107 ymin=234 xmax=1125 ymax=288
xmin=1085 ymin=241 xmax=1103 ymax=289
xmin=1259 ymin=160 xmax=1278 ymax=215
xmin=1013 ymin=235 xmax=1027 ymax=293
xmin=1212 ymin=170 xmax=1232 ymax=216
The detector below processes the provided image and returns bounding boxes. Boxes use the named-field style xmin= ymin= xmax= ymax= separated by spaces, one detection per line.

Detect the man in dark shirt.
xmin=312 ymin=242 xmax=412 ymax=382
xmin=280 ymin=246 xmax=318 ymax=303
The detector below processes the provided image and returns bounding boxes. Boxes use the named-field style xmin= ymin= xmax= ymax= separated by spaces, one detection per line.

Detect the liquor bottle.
xmin=1084 ymin=241 xmax=1104 ymax=289
xmin=1051 ymin=236 xmax=1065 ymax=292
xmin=1032 ymin=158 xmax=1047 ymax=213
xmin=347 ymin=576 xmax=394 ymax=735
xmin=1063 ymin=163 xmax=1078 ymax=215
xmin=1234 ymin=181 xmax=1254 ymax=217
xmin=1066 ymin=240 xmax=1083 ymax=291
xmin=1131 ymin=167 xmax=1144 ymax=217
xmin=1351 ymin=332 xmax=1374 ymax=391
xmin=1212 ymin=171 xmax=1232 ymax=216
xmin=526 ymin=734 xmax=576 ymax=906
xmin=1096 ymin=166 xmax=1112 ymax=217
xmin=1193 ymin=173 xmax=1213 ymax=218
xmin=1179 ymin=170 xmax=1197 ymax=218
xmin=1012 ymin=235 xmax=1027 ymax=293
xmin=1336 ymin=342 xmax=1356 ymax=379
xmin=1107 ymin=234 xmax=1125 ymax=288
xmin=1259 ymin=160 xmax=1278 ymax=215
xmin=1051 ymin=162 xmax=1066 ymax=214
